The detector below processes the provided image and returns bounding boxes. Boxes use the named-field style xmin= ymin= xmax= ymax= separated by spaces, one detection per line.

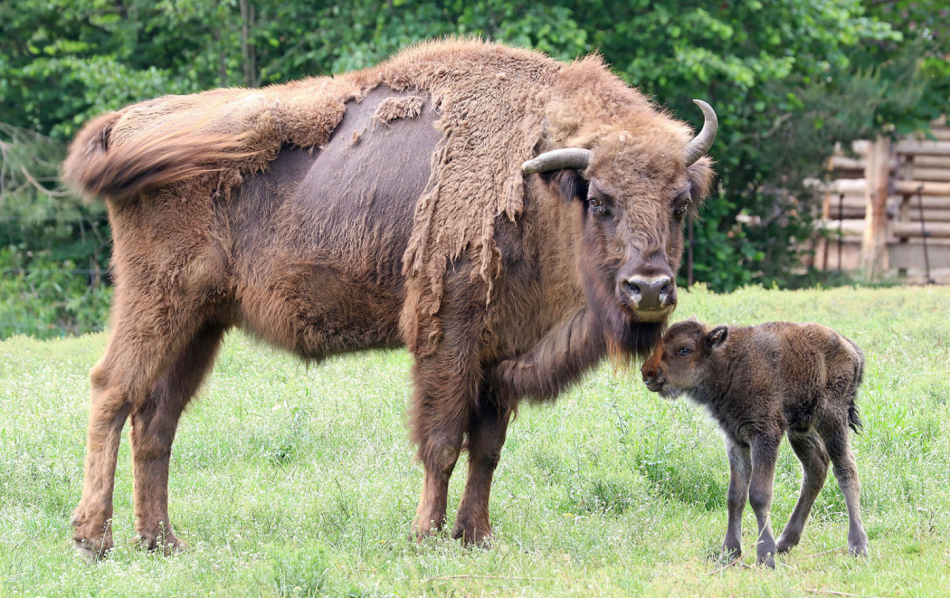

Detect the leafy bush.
xmin=0 ymin=246 xmax=111 ymax=338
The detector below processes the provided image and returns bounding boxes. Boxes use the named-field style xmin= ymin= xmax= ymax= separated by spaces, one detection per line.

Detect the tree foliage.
xmin=0 ymin=1 xmax=947 ymax=335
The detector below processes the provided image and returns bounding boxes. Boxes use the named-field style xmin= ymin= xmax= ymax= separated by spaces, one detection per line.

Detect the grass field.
xmin=1 ymin=285 xmax=948 ymax=597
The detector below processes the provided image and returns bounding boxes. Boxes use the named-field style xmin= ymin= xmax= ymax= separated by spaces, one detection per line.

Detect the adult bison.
xmin=63 ymin=40 xmax=716 ymax=557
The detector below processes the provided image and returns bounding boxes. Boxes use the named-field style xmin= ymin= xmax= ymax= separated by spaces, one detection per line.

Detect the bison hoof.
xmin=73 ymin=536 xmax=113 ymax=563
xmin=450 ymin=520 xmax=492 ymax=547
xmin=71 ymin=514 xmax=114 ymax=563
xmin=135 ymin=531 xmax=186 ymax=555
xmin=411 ymin=518 xmax=445 ymax=543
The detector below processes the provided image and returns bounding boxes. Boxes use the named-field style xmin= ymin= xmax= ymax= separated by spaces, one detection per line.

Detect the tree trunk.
xmin=239 ymin=0 xmax=256 ymax=88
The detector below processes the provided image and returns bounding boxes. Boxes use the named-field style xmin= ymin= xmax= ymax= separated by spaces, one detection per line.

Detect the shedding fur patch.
xmin=373 ymin=95 xmax=424 ymax=124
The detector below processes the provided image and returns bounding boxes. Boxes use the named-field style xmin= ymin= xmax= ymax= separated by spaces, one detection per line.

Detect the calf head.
xmin=641 ymin=319 xmax=728 ymax=398
xmin=523 ymin=100 xmax=717 ymax=358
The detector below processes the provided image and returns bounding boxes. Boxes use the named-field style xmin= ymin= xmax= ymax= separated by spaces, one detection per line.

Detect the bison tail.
xmin=62 ymin=111 xmax=246 ymax=203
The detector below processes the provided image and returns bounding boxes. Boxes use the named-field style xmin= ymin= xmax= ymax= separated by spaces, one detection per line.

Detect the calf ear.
xmin=704 ymin=326 xmax=728 ymax=351
xmin=545 ymin=169 xmax=588 ymax=203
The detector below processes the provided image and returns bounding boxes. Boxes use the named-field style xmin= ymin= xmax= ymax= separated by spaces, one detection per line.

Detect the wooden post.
xmin=860 ymin=136 xmax=891 ymax=280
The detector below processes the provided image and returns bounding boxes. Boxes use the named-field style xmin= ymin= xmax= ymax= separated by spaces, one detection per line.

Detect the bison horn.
xmin=521 ymin=148 xmax=592 ymax=174
xmin=683 ymin=99 xmax=718 ymax=166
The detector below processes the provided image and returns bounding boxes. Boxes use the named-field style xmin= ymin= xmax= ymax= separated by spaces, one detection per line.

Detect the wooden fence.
xmin=816 ymin=117 xmax=950 ymax=282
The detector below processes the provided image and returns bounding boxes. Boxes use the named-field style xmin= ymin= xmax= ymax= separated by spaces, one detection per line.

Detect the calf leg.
xmin=723 ymin=441 xmax=751 ymax=558
xmin=748 ymin=434 xmax=781 ymax=567
xmin=451 ymin=395 xmax=511 ymax=545
xmin=130 ymin=323 xmax=226 ymax=553
xmin=822 ymin=423 xmax=868 ymax=556
xmin=777 ymin=430 xmax=829 ymax=553
xmin=72 ymin=298 xmax=204 ymax=559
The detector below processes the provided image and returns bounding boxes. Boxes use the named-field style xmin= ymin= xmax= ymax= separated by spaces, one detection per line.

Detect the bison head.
xmin=523 ymin=100 xmax=717 ymax=358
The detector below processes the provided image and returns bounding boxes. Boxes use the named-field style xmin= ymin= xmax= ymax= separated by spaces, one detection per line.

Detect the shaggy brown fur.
xmin=642 ymin=320 xmax=868 ymax=567
xmin=62 ymin=39 xmax=716 ymax=558
xmin=373 ymin=95 xmax=424 ymax=124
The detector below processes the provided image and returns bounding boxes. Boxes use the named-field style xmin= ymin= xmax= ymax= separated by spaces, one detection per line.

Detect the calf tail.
xmin=62 ymin=111 xmax=245 ymax=203
xmin=846 ymin=338 xmax=865 ymax=434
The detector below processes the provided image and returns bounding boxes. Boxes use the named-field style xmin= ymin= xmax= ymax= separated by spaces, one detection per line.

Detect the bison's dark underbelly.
xmin=226 ymin=86 xmax=441 ymax=359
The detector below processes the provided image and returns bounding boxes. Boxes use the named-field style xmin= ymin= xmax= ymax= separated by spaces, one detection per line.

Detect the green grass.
xmin=1 ymin=285 xmax=949 ymax=597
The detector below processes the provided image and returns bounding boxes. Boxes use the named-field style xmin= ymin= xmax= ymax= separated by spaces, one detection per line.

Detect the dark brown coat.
xmin=63 ymin=40 xmax=716 ymax=558
xmin=642 ymin=319 xmax=868 ymax=567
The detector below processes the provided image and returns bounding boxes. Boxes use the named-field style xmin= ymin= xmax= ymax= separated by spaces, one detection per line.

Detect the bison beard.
xmin=62 ymin=39 xmax=715 ymax=558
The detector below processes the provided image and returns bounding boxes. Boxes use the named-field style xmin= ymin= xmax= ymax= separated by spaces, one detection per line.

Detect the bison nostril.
xmin=660 ymin=281 xmax=673 ymax=299
xmin=621 ymin=279 xmax=642 ymax=302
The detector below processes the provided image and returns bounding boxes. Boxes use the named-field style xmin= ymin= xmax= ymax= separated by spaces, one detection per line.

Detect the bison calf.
xmin=641 ymin=319 xmax=868 ymax=567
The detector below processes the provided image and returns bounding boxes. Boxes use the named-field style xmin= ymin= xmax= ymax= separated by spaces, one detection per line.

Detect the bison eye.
xmin=588 ymin=196 xmax=605 ymax=215
xmin=676 ymin=347 xmax=691 ymax=356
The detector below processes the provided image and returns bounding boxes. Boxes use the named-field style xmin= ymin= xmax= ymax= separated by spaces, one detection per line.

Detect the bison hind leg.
xmin=72 ymin=274 xmax=224 ymax=559
xmin=130 ymin=322 xmax=227 ymax=553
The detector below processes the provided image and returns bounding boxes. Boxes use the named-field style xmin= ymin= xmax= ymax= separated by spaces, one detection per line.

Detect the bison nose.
xmin=620 ymin=275 xmax=675 ymax=311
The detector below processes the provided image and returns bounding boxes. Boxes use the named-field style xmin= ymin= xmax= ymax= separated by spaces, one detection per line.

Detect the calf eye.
xmin=676 ymin=347 xmax=691 ymax=356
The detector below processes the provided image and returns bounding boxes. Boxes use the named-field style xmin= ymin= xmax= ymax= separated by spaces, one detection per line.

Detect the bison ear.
xmin=686 ymin=156 xmax=715 ymax=211
xmin=545 ymin=169 xmax=588 ymax=203
xmin=704 ymin=325 xmax=728 ymax=351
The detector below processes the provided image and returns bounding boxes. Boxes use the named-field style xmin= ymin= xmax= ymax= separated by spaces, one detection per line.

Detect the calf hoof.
xmin=722 ymin=541 xmax=742 ymax=560
xmin=450 ymin=518 xmax=492 ymax=547
xmin=757 ymin=541 xmax=776 ymax=569
xmin=848 ymin=534 xmax=869 ymax=557
xmin=776 ymin=534 xmax=799 ymax=554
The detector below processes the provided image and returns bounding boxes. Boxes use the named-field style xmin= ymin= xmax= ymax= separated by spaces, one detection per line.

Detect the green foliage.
xmin=0 ymin=246 xmax=111 ymax=338
xmin=0 ymin=1 xmax=947 ymax=333
xmin=0 ymin=124 xmax=110 ymax=338
xmin=1 ymin=286 xmax=949 ymax=595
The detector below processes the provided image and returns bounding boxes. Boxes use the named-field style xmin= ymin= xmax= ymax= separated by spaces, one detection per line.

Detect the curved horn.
xmin=683 ymin=99 xmax=718 ymax=166
xmin=522 ymin=148 xmax=592 ymax=174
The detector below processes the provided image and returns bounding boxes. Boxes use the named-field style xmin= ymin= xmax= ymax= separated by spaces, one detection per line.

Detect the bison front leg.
xmin=408 ymin=348 xmax=477 ymax=540
xmin=452 ymin=396 xmax=511 ymax=545
xmin=130 ymin=323 xmax=226 ymax=553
